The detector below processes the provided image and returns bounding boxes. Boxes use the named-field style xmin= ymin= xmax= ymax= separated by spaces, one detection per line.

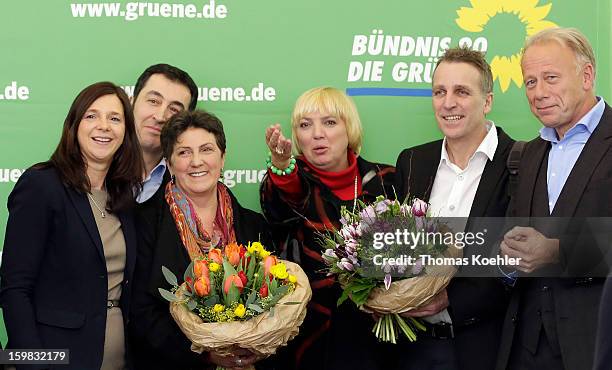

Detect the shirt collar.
xmin=440 ymin=121 xmax=498 ymax=166
xmin=539 ymin=96 xmax=606 ymax=143
xmin=144 ymin=158 xmax=167 ymax=181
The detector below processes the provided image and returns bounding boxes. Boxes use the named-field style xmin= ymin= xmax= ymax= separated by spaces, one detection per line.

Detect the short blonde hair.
xmin=522 ymin=27 xmax=596 ymax=75
xmin=291 ymin=87 xmax=363 ymax=155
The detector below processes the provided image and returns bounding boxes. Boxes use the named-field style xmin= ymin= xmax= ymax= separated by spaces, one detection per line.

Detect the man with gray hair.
xmin=498 ymin=27 xmax=611 ymax=370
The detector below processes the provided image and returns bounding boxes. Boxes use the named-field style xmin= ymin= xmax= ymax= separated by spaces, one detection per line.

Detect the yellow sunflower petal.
xmin=470 ymin=0 xmax=503 ymax=17
xmin=456 ymin=7 xmax=488 ymax=32
xmin=519 ymin=3 xmax=552 ymax=24
xmin=526 ymin=20 xmax=558 ymax=35
xmin=502 ymin=0 xmax=538 ymax=14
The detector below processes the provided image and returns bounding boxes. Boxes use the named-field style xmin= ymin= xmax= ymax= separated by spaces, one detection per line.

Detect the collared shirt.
xmin=426 ymin=122 xmax=498 ymax=324
xmin=429 ymin=122 xmax=498 ymax=218
xmin=541 ymin=97 xmax=605 ymax=213
xmin=136 ymin=158 xmax=167 ymax=203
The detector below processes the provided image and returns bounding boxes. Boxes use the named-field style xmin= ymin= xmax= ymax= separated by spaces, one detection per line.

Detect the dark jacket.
xmin=260 ymin=156 xmax=395 ymax=370
xmin=394 ymin=126 xmax=514 ymax=370
xmin=0 ymin=166 xmax=137 ymax=370
xmin=497 ymin=104 xmax=612 ymax=370
xmin=128 ymin=184 xmax=272 ymax=370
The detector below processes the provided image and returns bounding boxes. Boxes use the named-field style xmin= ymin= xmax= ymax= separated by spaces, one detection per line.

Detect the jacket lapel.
xmin=414 ymin=142 xmax=442 ymax=203
xmin=552 ymin=104 xmax=612 ymax=216
xmin=66 ymin=188 xmax=105 ymax=262
xmin=469 ymin=127 xmax=514 ymax=217
xmin=517 ymin=139 xmax=550 ymax=216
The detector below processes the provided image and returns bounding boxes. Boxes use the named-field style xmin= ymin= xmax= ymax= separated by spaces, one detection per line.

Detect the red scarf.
xmin=301 ymin=152 xmax=362 ymax=201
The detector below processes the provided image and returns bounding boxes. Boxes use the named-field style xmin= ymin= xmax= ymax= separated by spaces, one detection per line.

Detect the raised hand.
xmin=265 ymin=123 xmax=293 ymax=169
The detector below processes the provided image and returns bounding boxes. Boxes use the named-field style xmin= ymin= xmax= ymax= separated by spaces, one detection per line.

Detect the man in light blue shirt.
xmin=497 ymin=28 xmax=611 ymax=370
xmin=133 ymin=64 xmax=198 ymax=203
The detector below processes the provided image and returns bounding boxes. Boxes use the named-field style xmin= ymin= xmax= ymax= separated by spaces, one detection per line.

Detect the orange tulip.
xmin=225 ymin=243 xmax=241 ymax=266
xmin=263 ymin=255 xmax=278 ymax=277
xmin=194 ymin=276 xmax=210 ymax=297
xmin=193 ymin=259 xmax=209 ymax=280
xmin=208 ymin=248 xmax=223 ymax=265
xmin=223 ymin=274 xmax=244 ymax=294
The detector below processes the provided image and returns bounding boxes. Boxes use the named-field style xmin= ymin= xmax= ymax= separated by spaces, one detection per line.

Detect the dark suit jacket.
xmin=128 ymin=184 xmax=272 ymax=370
xmin=0 ymin=166 xmax=137 ymax=370
xmin=496 ymin=104 xmax=612 ymax=370
xmin=395 ymin=126 xmax=514 ymax=370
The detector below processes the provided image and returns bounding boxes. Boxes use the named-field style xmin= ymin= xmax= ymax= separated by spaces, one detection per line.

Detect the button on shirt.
xmin=136 ymin=158 xmax=167 ymax=203
xmin=425 ymin=122 xmax=498 ymax=324
xmin=541 ymin=97 xmax=605 ymax=213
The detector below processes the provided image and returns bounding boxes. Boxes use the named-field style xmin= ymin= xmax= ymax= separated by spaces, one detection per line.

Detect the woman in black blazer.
xmin=128 ymin=110 xmax=273 ymax=370
xmin=0 ymin=82 xmax=143 ymax=369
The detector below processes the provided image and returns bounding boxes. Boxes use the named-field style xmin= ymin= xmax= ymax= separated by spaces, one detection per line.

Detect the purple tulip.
xmin=412 ymin=259 xmax=423 ymax=275
xmin=411 ymin=198 xmax=428 ymax=217
xmin=384 ymin=273 xmax=392 ymax=290
xmin=375 ymin=199 xmax=392 ymax=214
xmin=322 ymin=249 xmax=337 ymax=262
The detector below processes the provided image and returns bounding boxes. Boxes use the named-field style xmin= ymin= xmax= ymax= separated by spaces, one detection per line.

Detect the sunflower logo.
xmin=456 ymin=0 xmax=558 ymax=92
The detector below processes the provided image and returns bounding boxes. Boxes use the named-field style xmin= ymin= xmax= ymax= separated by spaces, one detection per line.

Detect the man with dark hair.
xmin=497 ymin=27 xmax=610 ymax=370
xmin=392 ymin=46 xmax=514 ymax=370
xmin=132 ymin=63 xmax=198 ymax=203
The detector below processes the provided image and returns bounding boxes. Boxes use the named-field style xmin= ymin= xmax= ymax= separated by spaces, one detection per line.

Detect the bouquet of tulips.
xmin=321 ymin=196 xmax=461 ymax=343
xmin=160 ymin=242 xmax=311 ymax=367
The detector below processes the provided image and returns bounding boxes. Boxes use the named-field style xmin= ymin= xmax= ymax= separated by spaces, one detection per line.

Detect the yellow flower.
xmin=455 ymin=0 xmax=557 ymax=92
xmin=234 ymin=304 xmax=246 ymax=318
xmin=259 ymin=249 xmax=271 ymax=258
xmin=248 ymin=241 xmax=264 ymax=255
xmin=209 ymin=262 xmax=220 ymax=272
xmin=288 ymin=274 xmax=297 ymax=284
xmin=270 ymin=263 xmax=289 ymax=280
xmin=213 ymin=304 xmax=225 ymax=313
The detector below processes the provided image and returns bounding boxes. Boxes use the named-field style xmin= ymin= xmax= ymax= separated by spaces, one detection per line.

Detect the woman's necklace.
xmin=88 ymin=193 xmax=106 ymax=218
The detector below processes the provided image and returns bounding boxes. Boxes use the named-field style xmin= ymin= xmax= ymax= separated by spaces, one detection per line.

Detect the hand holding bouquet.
xmin=160 ymin=242 xmax=311 ymax=369
xmin=321 ymin=196 xmax=461 ymax=343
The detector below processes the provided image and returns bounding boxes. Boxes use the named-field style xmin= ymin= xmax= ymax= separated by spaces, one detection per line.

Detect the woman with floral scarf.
xmin=129 ymin=110 xmax=273 ymax=370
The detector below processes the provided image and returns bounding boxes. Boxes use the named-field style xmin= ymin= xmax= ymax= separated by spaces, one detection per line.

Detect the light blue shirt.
xmin=541 ymin=97 xmax=605 ymax=213
xmin=136 ymin=158 xmax=167 ymax=203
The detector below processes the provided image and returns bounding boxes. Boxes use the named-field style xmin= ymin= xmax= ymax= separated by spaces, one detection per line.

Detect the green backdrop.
xmin=0 ymin=0 xmax=610 ymax=347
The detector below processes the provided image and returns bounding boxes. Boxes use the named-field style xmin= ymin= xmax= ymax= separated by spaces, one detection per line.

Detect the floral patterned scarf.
xmin=165 ymin=181 xmax=236 ymax=260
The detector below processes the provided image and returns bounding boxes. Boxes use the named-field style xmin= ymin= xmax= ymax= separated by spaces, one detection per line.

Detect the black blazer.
xmin=394 ymin=126 xmax=514 ymax=370
xmin=0 ymin=166 xmax=137 ymax=370
xmin=497 ymin=104 xmax=612 ymax=370
xmin=128 ymin=184 xmax=272 ymax=370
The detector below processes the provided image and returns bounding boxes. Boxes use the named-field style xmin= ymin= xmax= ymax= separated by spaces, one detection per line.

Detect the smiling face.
xmin=168 ymin=127 xmax=225 ymax=199
xmin=77 ymin=94 xmax=125 ymax=169
xmin=432 ymin=61 xmax=492 ymax=146
xmin=521 ymin=41 xmax=595 ymax=138
xmin=133 ymin=73 xmax=192 ymax=155
xmin=294 ymin=110 xmax=349 ymax=172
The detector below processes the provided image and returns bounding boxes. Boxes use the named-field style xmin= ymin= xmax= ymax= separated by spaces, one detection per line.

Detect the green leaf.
xmin=186 ymin=300 xmax=197 ymax=311
xmin=225 ymin=284 xmax=240 ymax=306
xmin=161 ymin=266 xmax=178 ymax=287
xmin=183 ymin=260 xmax=194 ymax=283
xmin=223 ymin=260 xmax=237 ymax=280
xmin=337 ymin=289 xmax=350 ymax=306
xmin=267 ymin=284 xmax=290 ymax=306
xmin=248 ymin=304 xmax=264 ymax=313
xmin=269 ymin=277 xmax=279 ymax=296
xmin=204 ymin=295 xmax=219 ymax=306
xmin=158 ymin=288 xmax=178 ymax=302
xmin=246 ymin=255 xmax=257 ymax=284
xmin=246 ymin=288 xmax=257 ymax=307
